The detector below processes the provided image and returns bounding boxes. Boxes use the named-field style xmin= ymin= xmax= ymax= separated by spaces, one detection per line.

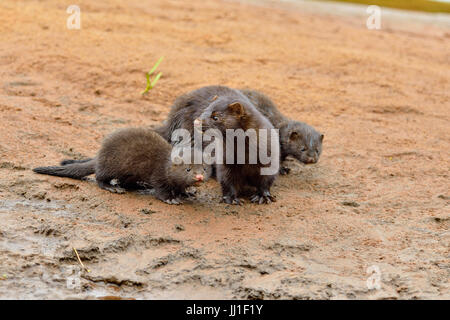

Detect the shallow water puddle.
xmin=0 ymin=198 xmax=77 ymax=217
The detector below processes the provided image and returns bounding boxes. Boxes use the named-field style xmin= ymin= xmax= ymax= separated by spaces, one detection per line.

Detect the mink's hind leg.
xmin=279 ymin=156 xmax=291 ymax=175
xmin=279 ymin=158 xmax=291 ymax=175
xmin=96 ymin=179 xmax=126 ymax=194
xmin=217 ymin=166 xmax=243 ymax=205
xmin=279 ymin=166 xmax=291 ymax=175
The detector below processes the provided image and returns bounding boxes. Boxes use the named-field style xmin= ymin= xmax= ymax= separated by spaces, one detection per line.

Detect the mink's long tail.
xmin=33 ymin=159 xmax=96 ymax=180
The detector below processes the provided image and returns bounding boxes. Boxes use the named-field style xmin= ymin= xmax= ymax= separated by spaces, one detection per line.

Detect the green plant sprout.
xmin=141 ymin=56 xmax=164 ymax=95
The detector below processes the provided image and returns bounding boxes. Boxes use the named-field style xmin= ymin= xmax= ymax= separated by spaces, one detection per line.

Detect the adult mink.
xmin=240 ymin=89 xmax=324 ymax=174
xmin=33 ymin=128 xmax=211 ymax=204
xmin=197 ymin=90 xmax=280 ymax=205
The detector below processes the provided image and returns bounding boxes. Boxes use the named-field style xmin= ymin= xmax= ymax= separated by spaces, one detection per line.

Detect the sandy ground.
xmin=0 ymin=0 xmax=449 ymax=299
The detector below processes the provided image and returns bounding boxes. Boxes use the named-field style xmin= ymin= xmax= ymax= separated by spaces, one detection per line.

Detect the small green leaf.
xmin=150 ymin=72 xmax=162 ymax=88
xmin=141 ymin=73 xmax=152 ymax=95
xmin=148 ymin=56 xmax=164 ymax=76
xmin=141 ymin=56 xmax=164 ymax=95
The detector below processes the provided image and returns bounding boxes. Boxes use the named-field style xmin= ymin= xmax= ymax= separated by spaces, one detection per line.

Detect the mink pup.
xmin=240 ymin=89 xmax=324 ymax=174
xmin=197 ymin=90 xmax=279 ymax=205
xmin=33 ymin=128 xmax=211 ymax=204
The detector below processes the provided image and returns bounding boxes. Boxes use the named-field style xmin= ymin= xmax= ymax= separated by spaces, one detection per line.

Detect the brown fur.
xmin=156 ymin=86 xmax=323 ymax=175
xmin=156 ymin=86 xmax=237 ymax=143
xmin=240 ymin=89 xmax=324 ymax=174
xmin=33 ymin=128 xmax=211 ymax=204
xmin=197 ymin=89 xmax=278 ymax=205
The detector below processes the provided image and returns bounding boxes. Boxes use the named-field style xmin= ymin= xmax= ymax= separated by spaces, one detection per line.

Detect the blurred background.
xmin=314 ymin=0 xmax=450 ymax=13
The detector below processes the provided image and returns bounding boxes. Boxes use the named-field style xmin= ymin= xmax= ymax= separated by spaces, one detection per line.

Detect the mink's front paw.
xmin=104 ymin=186 xmax=126 ymax=194
xmin=179 ymin=189 xmax=197 ymax=198
xmin=279 ymin=166 xmax=291 ymax=175
xmin=221 ymin=195 xmax=244 ymax=206
xmin=164 ymin=198 xmax=182 ymax=205
xmin=250 ymin=191 xmax=276 ymax=204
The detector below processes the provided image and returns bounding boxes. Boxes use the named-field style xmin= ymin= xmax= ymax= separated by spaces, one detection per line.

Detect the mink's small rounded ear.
xmin=172 ymin=154 xmax=183 ymax=165
xmin=228 ymin=102 xmax=245 ymax=116
xmin=203 ymin=153 xmax=213 ymax=165
xmin=289 ymin=131 xmax=299 ymax=140
xmin=320 ymin=134 xmax=324 ymax=142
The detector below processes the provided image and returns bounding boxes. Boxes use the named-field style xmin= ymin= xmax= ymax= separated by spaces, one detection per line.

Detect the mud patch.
xmin=0 ymin=0 xmax=449 ymax=299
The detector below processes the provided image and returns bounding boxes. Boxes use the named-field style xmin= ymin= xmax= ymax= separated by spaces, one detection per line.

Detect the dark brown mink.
xmin=155 ymin=85 xmax=236 ymax=144
xmin=197 ymin=89 xmax=279 ymax=205
xmin=240 ymin=89 xmax=324 ymax=175
xmin=33 ymin=128 xmax=211 ymax=204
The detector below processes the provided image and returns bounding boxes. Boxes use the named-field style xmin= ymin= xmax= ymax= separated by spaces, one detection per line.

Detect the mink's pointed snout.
xmin=195 ymin=174 xmax=204 ymax=182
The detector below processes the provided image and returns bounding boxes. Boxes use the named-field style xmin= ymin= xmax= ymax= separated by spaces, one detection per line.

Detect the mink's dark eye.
xmin=212 ymin=116 xmax=218 ymax=121
xmin=300 ymin=146 xmax=306 ymax=152
xmin=203 ymin=167 xmax=207 ymax=171
xmin=186 ymin=168 xmax=191 ymax=172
